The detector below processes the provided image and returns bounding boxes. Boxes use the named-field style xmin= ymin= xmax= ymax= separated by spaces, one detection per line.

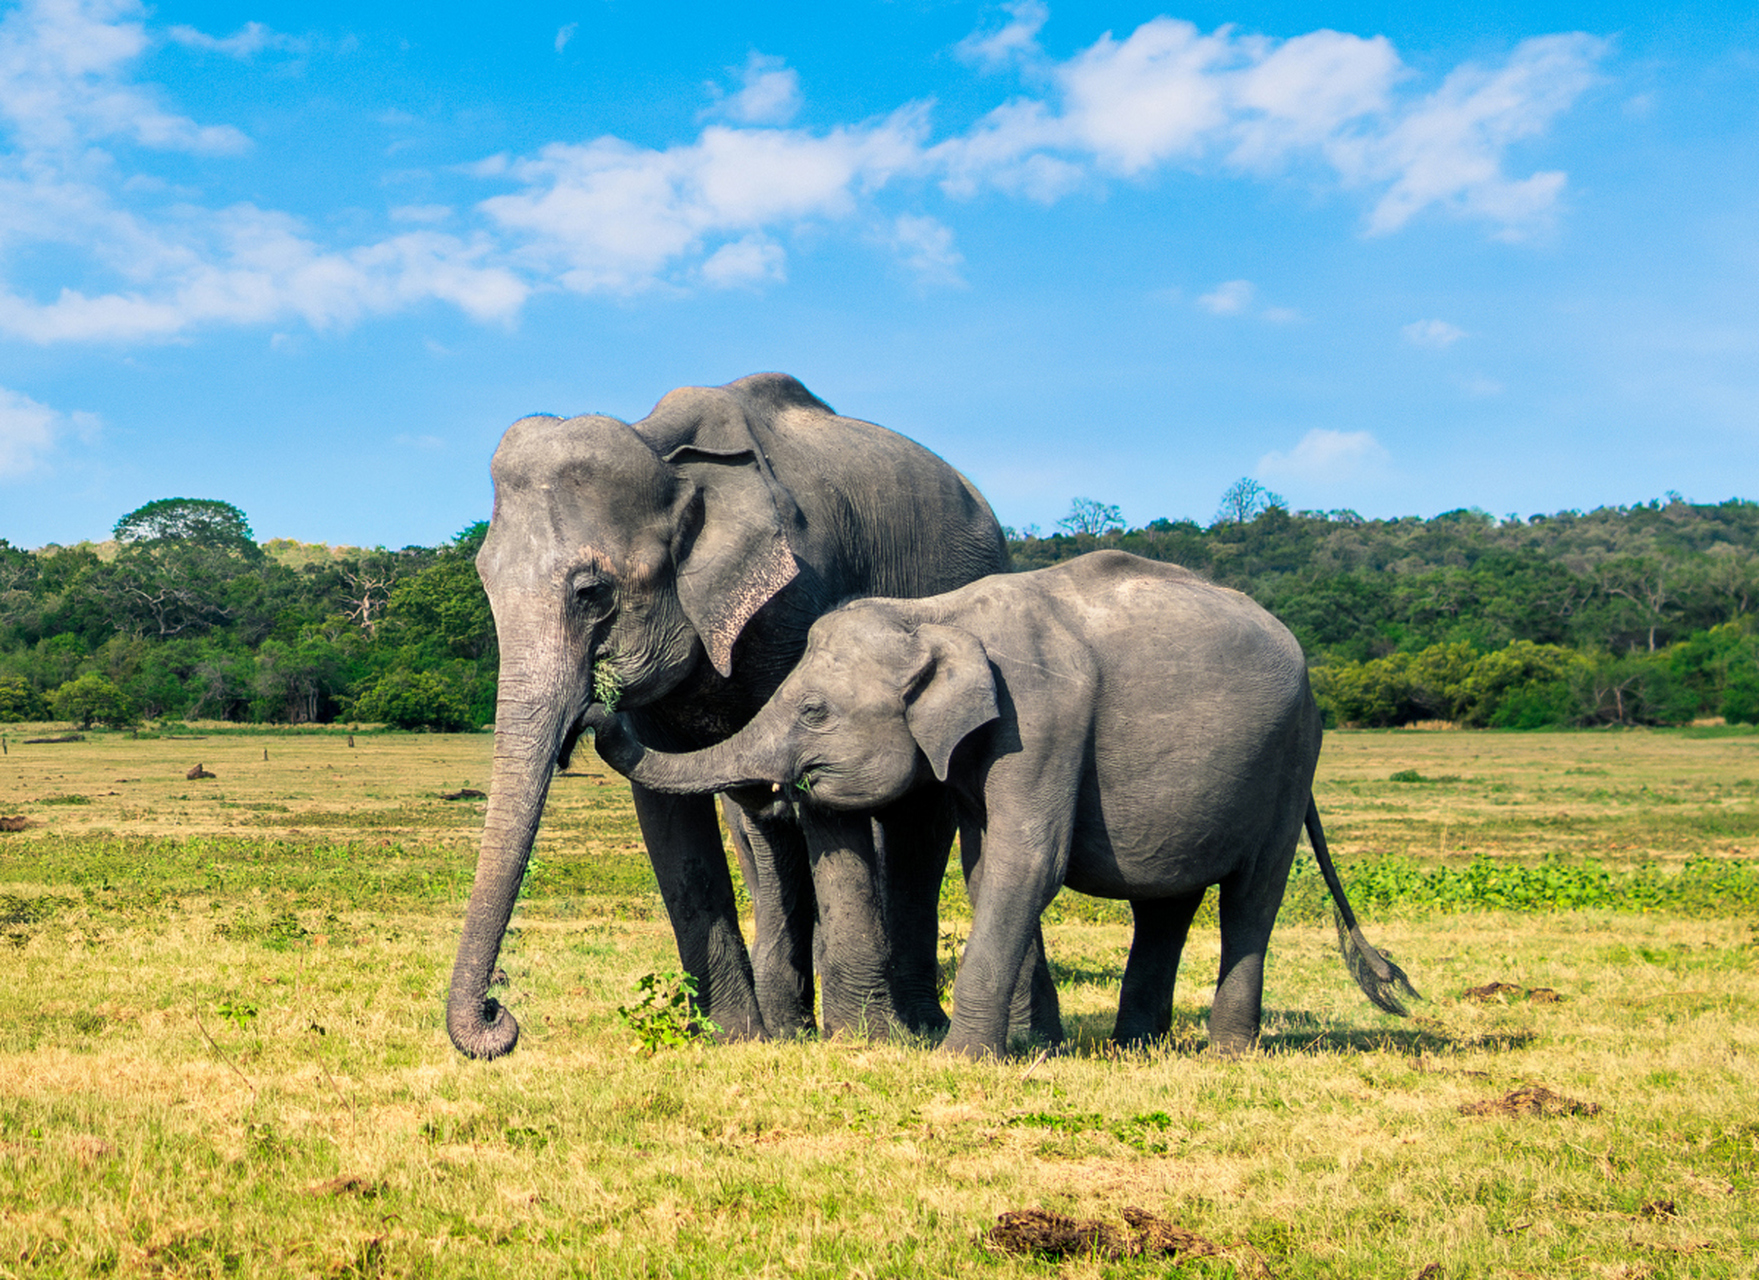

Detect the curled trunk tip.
xmin=447 ymin=985 xmax=519 ymax=1059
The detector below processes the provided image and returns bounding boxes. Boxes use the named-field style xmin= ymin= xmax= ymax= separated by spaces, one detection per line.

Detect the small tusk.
xmin=771 ymin=782 xmax=782 ymax=792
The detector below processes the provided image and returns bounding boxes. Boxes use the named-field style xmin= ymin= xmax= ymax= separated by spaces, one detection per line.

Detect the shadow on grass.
xmin=1047 ymin=958 xmax=1127 ymax=987
xmin=1048 ymin=1008 xmax=1535 ymax=1060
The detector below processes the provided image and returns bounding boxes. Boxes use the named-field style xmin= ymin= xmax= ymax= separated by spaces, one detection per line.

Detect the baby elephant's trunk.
xmin=1304 ymin=798 xmax=1422 ymax=1016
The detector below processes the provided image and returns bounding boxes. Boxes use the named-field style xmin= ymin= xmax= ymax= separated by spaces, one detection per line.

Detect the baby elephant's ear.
xmin=903 ymin=623 xmax=999 ymax=782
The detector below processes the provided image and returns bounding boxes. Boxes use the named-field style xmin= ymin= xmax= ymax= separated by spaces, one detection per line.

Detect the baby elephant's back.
xmin=1040 ymin=552 xmax=1319 ymax=895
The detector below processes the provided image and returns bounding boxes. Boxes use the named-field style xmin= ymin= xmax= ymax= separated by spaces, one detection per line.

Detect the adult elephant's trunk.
xmin=591 ymin=710 xmax=790 ymax=797
xmin=447 ymin=649 xmax=573 ymax=1060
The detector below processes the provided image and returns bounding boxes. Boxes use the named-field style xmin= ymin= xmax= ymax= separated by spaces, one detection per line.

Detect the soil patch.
xmin=985 ymin=1207 xmax=1221 ymax=1261
xmin=1463 ymin=981 xmax=1564 ymax=1003
xmin=1459 ymin=1086 xmax=1600 ymax=1118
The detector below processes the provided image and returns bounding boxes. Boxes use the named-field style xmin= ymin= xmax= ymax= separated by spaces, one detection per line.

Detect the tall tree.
xmin=1056 ymin=498 xmax=1125 ymax=537
xmin=1213 ymin=477 xmax=1285 ymax=525
xmin=113 ymin=498 xmax=260 ymax=556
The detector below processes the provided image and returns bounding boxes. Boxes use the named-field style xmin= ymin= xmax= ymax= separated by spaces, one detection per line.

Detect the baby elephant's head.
xmin=763 ymin=602 xmax=1000 ymax=810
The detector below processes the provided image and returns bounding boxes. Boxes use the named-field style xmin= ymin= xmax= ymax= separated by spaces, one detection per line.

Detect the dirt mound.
xmin=1463 ymin=981 xmax=1564 ymax=1003
xmin=440 ymin=788 xmax=487 ymax=800
xmin=0 ymin=816 xmax=31 ymax=832
xmin=986 ymin=1207 xmax=1221 ymax=1261
xmin=1459 ymin=1085 xmax=1600 ymax=1118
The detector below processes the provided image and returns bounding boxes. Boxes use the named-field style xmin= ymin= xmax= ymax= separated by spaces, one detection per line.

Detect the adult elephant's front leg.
xmin=631 ymin=783 xmax=764 ymax=1039
xmin=724 ymin=797 xmax=818 ymax=1038
xmin=873 ymin=794 xmax=955 ymax=1035
xmin=800 ymin=806 xmax=901 ymax=1039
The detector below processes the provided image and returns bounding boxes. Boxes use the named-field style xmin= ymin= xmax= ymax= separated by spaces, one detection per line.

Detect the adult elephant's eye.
xmin=573 ymin=577 xmax=613 ymax=616
xmin=799 ymin=697 xmax=834 ymax=729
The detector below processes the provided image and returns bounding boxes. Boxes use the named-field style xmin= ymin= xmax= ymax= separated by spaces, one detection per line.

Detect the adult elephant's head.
xmin=446 ymin=378 xmax=814 ymax=1060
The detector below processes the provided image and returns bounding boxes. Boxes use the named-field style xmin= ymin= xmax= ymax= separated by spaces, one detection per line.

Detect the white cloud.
xmin=935 ymin=19 xmax=1603 ymax=238
xmin=0 ymin=385 xmax=88 ymax=477
xmin=714 ymin=53 xmax=802 ymax=126
xmin=957 ymin=0 xmax=1049 ymax=70
xmin=1403 ymin=318 xmax=1466 ymax=347
xmin=167 ymin=21 xmax=302 ymax=59
xmin=1257 ymin=428 xmax=1392 ymax=487
xmin=698 ymin=235 xmax=786 ymax=288
xmin=1341 ymin=34 xmax=1606 ymax=236
xmin=0 ymin=0 xmax=249 ymax=155
xmin=0 ymin=0 xmax=526 ymax=343
xmin=0 ymin=213 xmax=529 ymax=342
xmin=554 ymin=23 xmax=577 ymax=55
xmin=479 ymin=110 xmax=929 ymax=294
xmin=1197 ymin=279 xmax=1254 ymax=314
xmin=888 ymin=214 xmax=965 ymax=288
xmin=1195 ymin=281 xmax=1300 ymax=321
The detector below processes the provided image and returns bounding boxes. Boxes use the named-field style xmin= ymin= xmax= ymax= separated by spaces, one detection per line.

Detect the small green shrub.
xmin=617 ymin=971 xmax=720 ymax=1054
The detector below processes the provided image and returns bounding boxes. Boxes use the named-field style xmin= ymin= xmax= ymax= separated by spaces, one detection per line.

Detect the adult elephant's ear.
xmin=903 ymin=623 xmax=999 ymax=782
xmin=665 ymin=441 xmax=802 ymax=678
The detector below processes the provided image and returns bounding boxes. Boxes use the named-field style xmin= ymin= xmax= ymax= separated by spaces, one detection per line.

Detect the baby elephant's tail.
xmin=1305 ymin=798 xmax=1422 ymax=1016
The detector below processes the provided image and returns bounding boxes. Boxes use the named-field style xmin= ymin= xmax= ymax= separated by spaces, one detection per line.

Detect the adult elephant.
xmin=446 ymin=373 xmax=1010 ymax=1059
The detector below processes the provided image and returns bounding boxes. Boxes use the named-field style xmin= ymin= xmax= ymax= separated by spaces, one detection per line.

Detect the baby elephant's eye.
xmin=798 ymin=697 xmax=833 ymax=729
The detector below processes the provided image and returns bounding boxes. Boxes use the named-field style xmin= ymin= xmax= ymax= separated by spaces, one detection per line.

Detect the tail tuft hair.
xmin=1333 ymin=908 xmax=1422 ymax=1016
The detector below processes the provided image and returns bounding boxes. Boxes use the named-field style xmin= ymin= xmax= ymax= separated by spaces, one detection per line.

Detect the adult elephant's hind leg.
xmin=1113 ymin=890 xmax=1205 ymax=1047
xmin=1208 ymin=843 xmax=1299 ymax=1055
xmin=632 ymin=784 xmax=764 ymax=1039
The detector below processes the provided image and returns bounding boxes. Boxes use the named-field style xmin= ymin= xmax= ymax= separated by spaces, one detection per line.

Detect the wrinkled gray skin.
xmin=592 ymin=550 xmax=1419 ymax=1058
xmin=446 ymin=373 xmax=1012 ymax=1060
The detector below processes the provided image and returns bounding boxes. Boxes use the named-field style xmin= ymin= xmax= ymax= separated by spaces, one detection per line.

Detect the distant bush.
xmin=0 ymin=675 xmax=45 ymax=722
xmin=1314 ymin=631 xmax=1752 ymax=729
xmin=350 ymin=669 xmax=472 ymax=733
xmin=48 ymin=673 xmax=134 ymax=728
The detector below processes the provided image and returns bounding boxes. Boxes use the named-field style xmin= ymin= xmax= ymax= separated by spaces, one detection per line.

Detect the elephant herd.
xmin=445 ymin=373 xmax=1416 ymax=1063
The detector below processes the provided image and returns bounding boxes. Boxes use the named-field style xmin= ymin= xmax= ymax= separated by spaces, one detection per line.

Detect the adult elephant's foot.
xmin=1203 ymin=1016 xmax=1260 ymax=1057
xmin=894 ymin=991 xmax=951 ymax=1037
xmin=939 ymin=1027 xmax=1005 ymax=1059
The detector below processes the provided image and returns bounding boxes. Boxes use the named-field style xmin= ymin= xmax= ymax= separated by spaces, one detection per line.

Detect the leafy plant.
xmin=215 ymin=999 xmax=258 ymax=1031
xmin=592 ymin=658 xmax=623 ymax=713
xmin=617 ymin=970 xmax=719 ymax=1055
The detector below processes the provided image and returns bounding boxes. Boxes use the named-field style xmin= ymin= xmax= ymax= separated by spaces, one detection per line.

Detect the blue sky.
xmin=1 ymin=0 xmax=1755 ymax=548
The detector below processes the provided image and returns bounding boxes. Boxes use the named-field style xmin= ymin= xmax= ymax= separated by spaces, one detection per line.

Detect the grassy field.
xmin=1 ymin=724 xmax=1756 ymax=1277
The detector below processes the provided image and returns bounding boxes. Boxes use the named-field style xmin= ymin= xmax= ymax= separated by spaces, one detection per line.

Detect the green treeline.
xmin=3 ymin=494 xmax=1758 ymax=731
xmin=1011 ymin=497 xmax=1759 ymax=728
xmin=0 ymin=500 xmax=494 ymax=731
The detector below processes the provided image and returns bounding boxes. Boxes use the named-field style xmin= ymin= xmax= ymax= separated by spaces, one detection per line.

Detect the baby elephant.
xmin=592 ymin=550 xmax=1416 ymax=1057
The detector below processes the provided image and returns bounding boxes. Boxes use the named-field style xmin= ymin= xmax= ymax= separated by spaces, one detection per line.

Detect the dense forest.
xmin=2 ymin=491 xmax=1757 ymax=732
